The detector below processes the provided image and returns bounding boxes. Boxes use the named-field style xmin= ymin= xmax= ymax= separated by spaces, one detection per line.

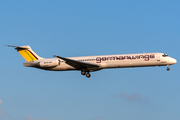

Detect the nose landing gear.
xmin=167 ymin=65 xmax=170 ymax=71
xmin=81 ymin=70 xmax=91 ymax=78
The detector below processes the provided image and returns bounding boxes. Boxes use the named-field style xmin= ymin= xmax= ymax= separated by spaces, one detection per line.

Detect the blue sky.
xmin=0 ymin=0 xmax=180 ymax=120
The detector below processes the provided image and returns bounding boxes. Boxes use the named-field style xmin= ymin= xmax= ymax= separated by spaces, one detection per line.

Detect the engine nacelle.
xmin=36 ymin=60 xmax=60 ymax=68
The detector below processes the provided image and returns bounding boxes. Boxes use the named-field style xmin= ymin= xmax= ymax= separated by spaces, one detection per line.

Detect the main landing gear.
xmin=81 ymin=70 xmax=91 ymax=78
xmin=167 ymin=65 xmax=170 ymax=71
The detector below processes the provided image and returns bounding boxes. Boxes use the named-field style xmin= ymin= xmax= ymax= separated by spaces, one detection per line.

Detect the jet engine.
xmin=35 ymin=60 xmax=60 ymax=68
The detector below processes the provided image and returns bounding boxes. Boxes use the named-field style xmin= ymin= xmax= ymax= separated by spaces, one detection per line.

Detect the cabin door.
xmin=157 ymin=56 xmax=161 ymax=62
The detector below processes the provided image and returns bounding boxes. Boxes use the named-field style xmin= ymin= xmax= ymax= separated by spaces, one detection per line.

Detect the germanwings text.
xmin=96 ymin=54 xmax=155 ymax=63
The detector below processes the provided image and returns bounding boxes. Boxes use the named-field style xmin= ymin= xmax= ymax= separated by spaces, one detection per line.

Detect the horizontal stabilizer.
xmin=6 ymin=45 xmax=31 ymax=50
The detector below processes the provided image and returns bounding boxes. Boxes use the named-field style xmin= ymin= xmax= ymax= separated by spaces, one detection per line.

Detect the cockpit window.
xmin=162 ymin=54 xmax=168 ymax=57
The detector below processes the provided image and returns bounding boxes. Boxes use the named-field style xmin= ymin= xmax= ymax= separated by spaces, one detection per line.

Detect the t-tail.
xmin=6 ymin=45 xmax=44 ymax=61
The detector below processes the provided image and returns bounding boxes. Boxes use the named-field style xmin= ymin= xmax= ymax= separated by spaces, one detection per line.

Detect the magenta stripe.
xmin=28 ymin=50 xmax=38 ymax=60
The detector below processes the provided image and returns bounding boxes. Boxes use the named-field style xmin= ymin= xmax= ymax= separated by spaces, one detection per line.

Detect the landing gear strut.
xmin=81 ymin=70 xmax=91 ymax=78
xmin=167 ymin=65 xmax=170 ymax=71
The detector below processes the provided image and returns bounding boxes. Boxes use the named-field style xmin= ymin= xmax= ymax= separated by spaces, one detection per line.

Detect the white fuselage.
xmin=25 ymin=53 xmax=177 ymax=71
xmin=8 ymin=45 xmax=177 ymax=78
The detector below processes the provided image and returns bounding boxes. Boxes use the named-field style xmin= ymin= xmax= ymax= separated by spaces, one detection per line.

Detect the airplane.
xmin=7 ymin=45 xmax=177 ymax=78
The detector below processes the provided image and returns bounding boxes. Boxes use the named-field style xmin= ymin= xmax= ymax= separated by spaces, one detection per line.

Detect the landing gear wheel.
xmin=81 ymin=71 xmax=86 ymax=75
xmin=86 ymin=73 xmax=91 ymax=78
xmin=167 ymin=67 xmax=170 ymax=71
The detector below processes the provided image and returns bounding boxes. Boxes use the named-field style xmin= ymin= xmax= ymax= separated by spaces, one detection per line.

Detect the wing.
xmin=54 ymin=55 xmax=100 ymax=70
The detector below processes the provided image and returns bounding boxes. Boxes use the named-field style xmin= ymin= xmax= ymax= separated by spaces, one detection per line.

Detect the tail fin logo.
xmin=18 ymin=50 xmax=38 ymax=61
xmin=6 ymin=45 xmax=44 ymax=62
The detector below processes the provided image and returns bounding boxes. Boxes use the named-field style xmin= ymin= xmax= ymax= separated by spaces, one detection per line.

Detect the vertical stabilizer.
xmin=7 ymin=45 xmax=44 ymax=62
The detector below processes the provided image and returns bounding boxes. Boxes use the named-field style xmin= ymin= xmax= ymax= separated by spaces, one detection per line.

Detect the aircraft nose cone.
xmin=171 ymin=58 xmax=177 ymax=64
